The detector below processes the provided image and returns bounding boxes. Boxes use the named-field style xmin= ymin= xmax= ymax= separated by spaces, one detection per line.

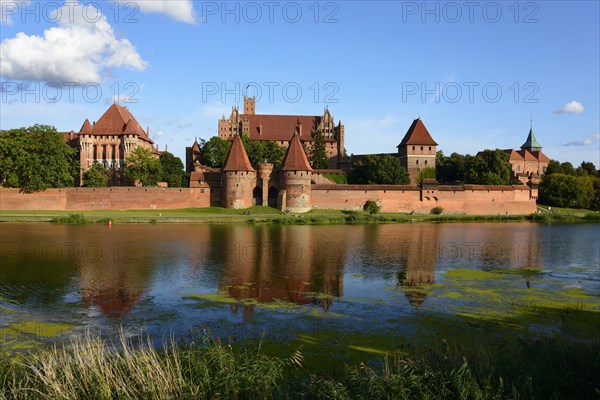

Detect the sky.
xmin=1 ymin=0 xmax=599 ymax=166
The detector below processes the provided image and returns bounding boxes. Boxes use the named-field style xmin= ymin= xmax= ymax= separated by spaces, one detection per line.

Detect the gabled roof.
xmin=504 ymin=149 xmax=524 ymax=161
xmin=191 ymin=140 xmax=201 ymax=153
xmin=517 ymin=149 xmax=538 ymax=161
xmin=529 ymin=150 xmax=550 ymax=162
xmin=521 ymin=127 xmax=542 ymax=150
xmin=280 ymin=133 xmax=313 ymax=171
xmin=398 ymin=118 xmax=438 ymax=147
xmin=222 ymin=135 xmax=254 ymax=172
xmin=88 ymin=104 xmax=153 ymax=143
xmin=241 ymin=114 xmax=322 ymax=142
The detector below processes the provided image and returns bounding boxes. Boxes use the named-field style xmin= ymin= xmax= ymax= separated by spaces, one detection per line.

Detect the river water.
xmin=1 ymin=222 xmax=599 ymax=355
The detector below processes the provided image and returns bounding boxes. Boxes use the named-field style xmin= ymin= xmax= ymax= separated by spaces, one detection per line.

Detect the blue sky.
xmin=1 ymin=0 xmax=598 ymax=166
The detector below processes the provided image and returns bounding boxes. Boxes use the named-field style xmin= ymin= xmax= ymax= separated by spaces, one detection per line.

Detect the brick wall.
xmin=0 ymin=188 xmax=209 ymax=211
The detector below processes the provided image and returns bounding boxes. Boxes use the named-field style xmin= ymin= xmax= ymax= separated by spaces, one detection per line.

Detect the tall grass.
xmin=1 ymin=332 xmax=598 ymax=399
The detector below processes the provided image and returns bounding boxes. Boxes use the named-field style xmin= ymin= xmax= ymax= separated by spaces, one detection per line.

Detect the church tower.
xmin=279 ymin=133 xmax=313 ymax=213
xmin=520 ymin=126 xmax=542 ymax=152
xmin=222 ymin=135 xmax=256 ymax=209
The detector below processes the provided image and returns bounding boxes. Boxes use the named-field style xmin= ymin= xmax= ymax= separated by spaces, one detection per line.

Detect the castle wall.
xmin=311 ymin=184 xmax=536 ymax=215
xmin=0 ymin=188 xmax=209 ymax=211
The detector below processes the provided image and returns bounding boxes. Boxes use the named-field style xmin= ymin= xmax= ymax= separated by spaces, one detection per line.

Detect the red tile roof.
xmin=222 ymin=135 xmax=254 ymax=172
xmin=80 ymin=119 xmax=93 ymax=134
xmin=398 ymin=118 xmax=438 ymax=146
xmin=529 ymin=150 xmax=550 ymax=162
xmin=504 ymin=149 xmax=524 ymax=161
xmin=241 ymin=114 xmax=322 ymax=142
xmin=280 ymin=133 xmax=313 ymax=171
xmin=518 ymin=149 xmax=538 ymax=161
xmin=191 ymin=140 xmax=201 ymax=153
xmin=84 ymin=104 xmax=153 ymax=143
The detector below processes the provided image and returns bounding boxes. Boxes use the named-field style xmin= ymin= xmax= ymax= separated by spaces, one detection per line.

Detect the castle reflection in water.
xmin=63 ymin=224 xmax=542 ymax=319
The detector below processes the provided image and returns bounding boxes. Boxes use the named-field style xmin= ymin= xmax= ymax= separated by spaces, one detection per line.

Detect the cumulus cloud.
xmin=121 ymin=0 xmax=195 ymax=23
xmin=553 ymin=100 xmax=585 ymax=114
xmin=563 ymin=134 xmax=600 ymax=146
xmin=0 ymin=1 xmax=147 ymax=83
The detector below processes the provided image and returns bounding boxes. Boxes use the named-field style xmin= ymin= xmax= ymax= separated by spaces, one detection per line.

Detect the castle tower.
xmin=244 ymin=96 xmax=255 ymax=115
xmin=222 ymin=134 xmax=256 ymax=209
xmin=520 ymin=126 xmax=542 ymax=152
xmin=397 ymin=118 xmax=438 ymax=183
xmin=279 ymin=133 xmax=313 ymax=213
xmin=257 ymin=163 xmax=274 ymax=206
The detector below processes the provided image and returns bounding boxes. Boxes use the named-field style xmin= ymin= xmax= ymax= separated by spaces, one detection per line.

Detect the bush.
xmin=51 ymin=213 xmax=88 ymax=224
xmin=363 ymin=200 xmax=380 ymax=215
xmin=431 ymin=206 xmax=444 ymax=215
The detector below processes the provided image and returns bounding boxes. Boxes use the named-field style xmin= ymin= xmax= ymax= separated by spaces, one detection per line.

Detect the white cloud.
xmin=122 ymin=0 xmax=195 ymax=24
xmin=1 ymin=0 xmax=29 ymax=24
xmin=0 ymin=1 xmax=147 ymax=83
xmin=553 ymin=100 xmax=584 ymax=114
xmin=563 ymin=134 xmax=599 ymax=146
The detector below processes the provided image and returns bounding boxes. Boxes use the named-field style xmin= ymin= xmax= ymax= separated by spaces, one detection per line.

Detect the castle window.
xmin=420 ymin=146 xmax=423 ymax=151
xmin=412 ymin=146 xmax=415 ymax=150
xmin=416 ymin=160 xmax=419 ymax=164
xmin=424 ymin=160 xmax=427 ymax=165
xmin=429 ymin=147 xmax=432 ymax=151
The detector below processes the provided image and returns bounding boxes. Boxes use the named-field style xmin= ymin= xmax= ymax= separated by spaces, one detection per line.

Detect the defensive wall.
xmin=0 ymin=184 xmax=537 ymax=215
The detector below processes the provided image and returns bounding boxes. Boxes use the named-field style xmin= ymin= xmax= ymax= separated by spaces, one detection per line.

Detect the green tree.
xmin=436 ymin=151 xmax=465 ymax=183
xmin=310 ymin=132 xmax=330 ymax=169
xmin=83 ymin=163 xmax=108 ymax=187
xmin=463 ymin=150 xmax=511 ymax=185
xmin=561 ymin=162 xmax=576 ymax=176
xmin=348 ymin=154 xmax=409 ymax=184
xmin=159 ymin=151 xmax=185 ymax=187
xmin=544 ymin=160 xmax=564 ymax=175
xmin=124 ymin=147 xmax=163 ymax=186
xmin=241 ymin=136 xmax=285 ymax=169
xmin=576 ymin=161 xmax=597 ymax=176
xmin=201 ymin=137 xmax=231 ymax=168
xmin=538 ymin=173 xmax=591 ymax=208
xmin=0 ymin=125 xmax=78 ymax=192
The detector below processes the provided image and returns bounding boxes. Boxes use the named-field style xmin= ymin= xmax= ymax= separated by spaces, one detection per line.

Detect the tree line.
xmin=538 ymin=160 xmax=599 ymax=210
xmin=0 ymin=125 xmax=187 ymax=190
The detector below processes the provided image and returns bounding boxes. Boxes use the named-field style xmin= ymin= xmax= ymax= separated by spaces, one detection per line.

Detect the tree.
xmin=0 ymin=125 xmax=78 ymax=192
xmin=310 ymin=132 xmax=330 ymax=169
xmin=463 ymin=150 xmax=511 ymax=185
xmin=348 ymin=154 xmax=409 ymax=184
xmin=576 ymin=161 xmax=597 ymax=176
xmin=159 ymin=151 xmax=185 ymax=187
xmin=83 ymin=163 xmax=108 ymax=187
xmin=538 ymin=173 xmax=596 ymax=209
xmin=124 ymin=147 xmax=162 ymax=186
xmin=544 ymin=160 xmax=564 ymax=175
xmin=201 ymin=137 xmax=231 ymax=168
xmin=436 ymin=151 xmax=465 ymax=183
xmin=241 ymin=136 xmax=285 ymax=169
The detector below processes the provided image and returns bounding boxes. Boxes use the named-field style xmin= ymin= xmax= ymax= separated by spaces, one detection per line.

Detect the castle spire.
xmin=280 ymin=133 xmax=313 ymax=171
xmin=222 ymin=134 xmax=254 ymax=172
xmin=520 ymin=123 xmax=542 ymax=151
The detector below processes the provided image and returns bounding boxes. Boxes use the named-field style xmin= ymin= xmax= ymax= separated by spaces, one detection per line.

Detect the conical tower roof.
xmin=191 ymin=139 xmax=201 ymax=153
xmin=280 ymin=133 xmax=313 ymax=171
xmin=520 ymin=127 xmax=542 ymax=150
xmin=79 ymin=119 xmax=93 ymax=134
xmin=397 ymin=118 xmax=438 ymax=147
xmin=222 ymin=135 xmax=254 ymax=172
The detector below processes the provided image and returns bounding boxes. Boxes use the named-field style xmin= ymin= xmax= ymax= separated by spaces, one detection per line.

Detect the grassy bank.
xmin=1 ymin=331 xmax=598 ymax=400
xmin=1 ymin=207 xmax=598 ymax=224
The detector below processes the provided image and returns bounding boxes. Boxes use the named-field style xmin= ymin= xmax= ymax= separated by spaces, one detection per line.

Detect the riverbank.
xmin=0 ymin=206 xmax=598 ymax=224
xmin=1 ymin=330 xmax=598 ymax=400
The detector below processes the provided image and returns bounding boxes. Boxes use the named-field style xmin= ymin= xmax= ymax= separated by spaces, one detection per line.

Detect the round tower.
xmin=258 ymin=163 xmax=274 ymax=206
xmin=279 ymin=133 xmax=313 ymax=213
xmin=222 ymin=135 xmax=256 ymax=209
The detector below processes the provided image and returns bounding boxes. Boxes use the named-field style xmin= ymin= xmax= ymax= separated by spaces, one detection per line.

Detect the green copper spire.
xmin=521 ymin=126 xmax=542 ymax=151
